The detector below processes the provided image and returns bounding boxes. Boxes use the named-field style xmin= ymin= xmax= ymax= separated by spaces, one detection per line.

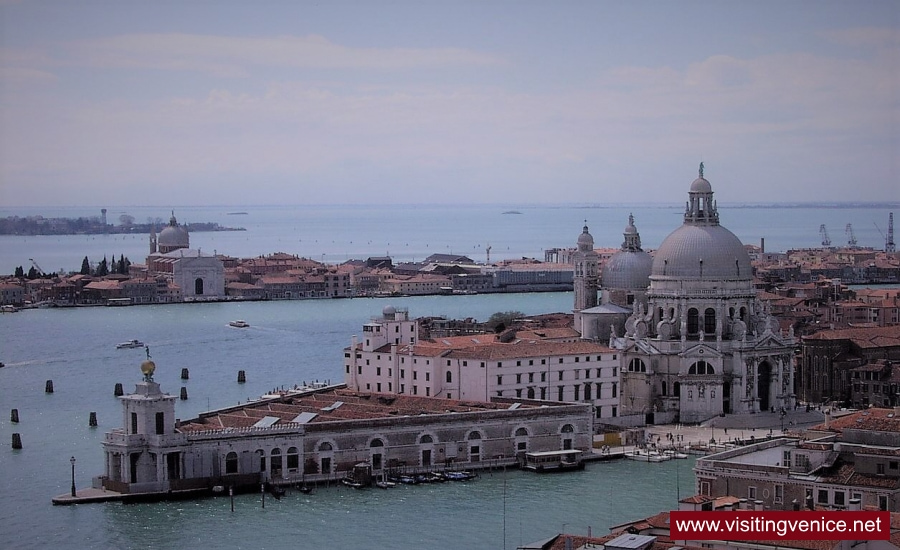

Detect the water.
xmin=1 ymin=292 xmax=699 ymax=550
xmin=1 ymin=203 xmax=896 ymax=275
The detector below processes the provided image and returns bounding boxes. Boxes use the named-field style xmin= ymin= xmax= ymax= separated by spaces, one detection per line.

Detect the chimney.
xmin=738 ymin=498 xmax=748 ymax=510
xmin=807 ymin=495 xmax=815 ymax=510
xmin=849 ymin=499 xmax=861 ymax=511
xmin=755 ymin=500 xmax=764 ymax=511
xmin=761 ymin=238 xmax=765 ymax=254
xmin=792 ymin=499 xmax=800 ymax=511
xmin=723 ymin=503 xmax=733 ymax=511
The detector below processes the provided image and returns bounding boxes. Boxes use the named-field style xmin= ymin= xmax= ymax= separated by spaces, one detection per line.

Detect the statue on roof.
xmin=699 ymin=162 xmax=704 ymax=178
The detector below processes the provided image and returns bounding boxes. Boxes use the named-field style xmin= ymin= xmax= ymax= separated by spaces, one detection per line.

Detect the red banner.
xmin=670 ymin=510 xmax=890 ymax=540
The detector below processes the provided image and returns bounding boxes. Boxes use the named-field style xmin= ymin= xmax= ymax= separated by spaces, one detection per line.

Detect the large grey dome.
xmin=158 ymin=212 xmax=189 ymax=252
xmin=651 ymin=165 xmax=751 ymax=281
xmin=603 ymin=249 xmax=653 ymax=289
xmin=651 ymin=224 xmax=751 ymax=280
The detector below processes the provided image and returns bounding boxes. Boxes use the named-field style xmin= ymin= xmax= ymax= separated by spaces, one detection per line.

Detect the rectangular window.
xmin=574 ymin=370 xmax=579 ymax=380
xmin=834 ymin=492 xmax=845 ymax=507
xmin=559 ymin=358 xmax=564 ymax=364
xmin=558 ymin=386 xmax=564 ymax=401
xmin=541 ymin=359 xmax=546 ymax=365
xmin=377 ymin=383 xmax=381 ymax=392
xmin=498 ymin=362 xmax=503 ymax=368
xmin=413 ymin=386 xmax=418 ymax=395
xmin=517 ymin=360 xmax=521 ymax=366
xmin=700 ymin=481 xmax=711 ymax=496
xmin=131 ymin=412 xmax=138 ymax=434
xmin=400 ymin=369 xmax=405 ymax=379
xmin=574 ymin=385 xmax=580 ymax=400
xmin=748 ymin=486 xmax=757 ymax=500
xmin=612 ymin=383 xmax=617 ymax=398
xmin=376 ymin=367 xmax=381 ymax=376
xmin=425 ymin=387 xmax=430 ymax=397
xmin=528 ymin=373 xmax=534 ymax=383
xmin=345 ymin=365 xmax=350 ymax=374
xmin=818 ymin=489 xmax=829 ymax=504
xmin=783 ymin=450 xmax=791 ymax=468
xmin=575 ymin=357 xmax=580 ymax=363
xmin=878 ymin=463 xmax=885 ymax=475
xmin=497 ymin=376 xmax=503 ymax=385
xmin=463 ymin=361 xmax=468 ymax=367
xmin=612 ymin=406 xmax=617 ymax=417
xmin=541 ymin=372 xmax=546 ymax=382
xmin=155 ymin=412 xmax=165 ymax=435
xmin=529 ymin=360 xmax=534 ymax=366
xmin=774 ymin=484 xmax=784 ymax=504
xmin=425 ymin=372 xmax=430 ymax=382
xmin=516 ymin=374 xmax=522 ymax=384
xmin=558 ymin=371 xmax=564 ymax=381
xmin=413 ymin=371 xmax=417 ymax=380
xmin=515 ymin=389 xmax=522 ymax=398
xmin=357 ymin=366 xmax=362 ymax=375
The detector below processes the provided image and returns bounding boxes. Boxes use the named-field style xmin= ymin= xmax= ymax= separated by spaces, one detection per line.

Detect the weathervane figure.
xmin=699 ymin=162 xmax=704 ymax=178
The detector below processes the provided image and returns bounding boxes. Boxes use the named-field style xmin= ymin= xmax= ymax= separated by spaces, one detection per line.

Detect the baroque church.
xmin=574 ymin=166 xmax=796 ymax=424
xmin=146 ymin=212 xmax=225 ymax=301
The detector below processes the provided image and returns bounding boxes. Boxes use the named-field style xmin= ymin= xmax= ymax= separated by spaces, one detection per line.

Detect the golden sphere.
xmin=140 ymin=360 xmax=156 ymax=376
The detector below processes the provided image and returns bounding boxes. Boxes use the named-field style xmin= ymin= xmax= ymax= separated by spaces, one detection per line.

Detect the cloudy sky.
xmin=0 ymin=0 xmax=897 ymax=207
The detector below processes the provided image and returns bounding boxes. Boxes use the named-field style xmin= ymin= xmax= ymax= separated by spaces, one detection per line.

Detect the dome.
xmin=651 ymin=224 xmax=751 ymax=280
xmin=690 ymin=176 xmax=712 ymax=193
xmin=158 ymin=212 xmax=189 ymax=252
xmin=602 ymin=249 xmax=653 ymax=290
xmin=382 ymin=305 xmax=397 ymax=318
xmin=576 ymin=224 xmax=594 ymax=251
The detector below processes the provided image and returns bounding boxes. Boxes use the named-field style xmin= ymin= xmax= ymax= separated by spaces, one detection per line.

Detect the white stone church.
xmin=575 ymin=165 xmax=796 ymax=424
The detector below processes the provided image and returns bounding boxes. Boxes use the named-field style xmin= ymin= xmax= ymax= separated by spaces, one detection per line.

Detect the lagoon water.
xmin=1 ymin=293 xmax=698 ymax=550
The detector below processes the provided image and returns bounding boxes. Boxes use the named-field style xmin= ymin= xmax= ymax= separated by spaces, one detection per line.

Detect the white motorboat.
xmin=116 ymin=339 xmax=145 ymax=349
xmin=625 ymin=449 xmax=671 ymax=462
xmin=229 ymin=320 xmax=250 ymax=328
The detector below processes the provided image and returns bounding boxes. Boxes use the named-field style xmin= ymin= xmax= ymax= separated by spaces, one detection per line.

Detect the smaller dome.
xmin=577 ymin=224 xmax=594 ymax=251
xmin=602 ymin=249 xmax=653 ymax=290
xmin=382 ymin=305 xmax=397 ymax=316
xmin=690 ymin=176 xmax=712 ymax=193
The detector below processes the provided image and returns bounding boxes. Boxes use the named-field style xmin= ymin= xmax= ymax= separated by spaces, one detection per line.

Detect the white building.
xmin=146 ymin=212 xmax=225 ymax=301
xmin=344 ymin=306 xmax=622 ymax=420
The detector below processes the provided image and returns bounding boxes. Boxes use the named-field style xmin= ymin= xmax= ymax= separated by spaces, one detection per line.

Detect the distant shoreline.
xmin=0 ymin=217 xmax=245 ymax=236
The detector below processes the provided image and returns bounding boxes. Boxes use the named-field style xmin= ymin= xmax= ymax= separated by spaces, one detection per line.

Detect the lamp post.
xmin=70 ymin=456 xmax=76 ymax=497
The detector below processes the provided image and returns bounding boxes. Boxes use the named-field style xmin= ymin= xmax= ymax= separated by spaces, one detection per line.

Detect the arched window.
xmin=704 ymin=308 xmax=716 ymax=334
xmin=687 ymin=308 xmax=699 ymax=334
xmin=674 ymin=381 xmax=681 ymax=397
xmin=527 ymin=387 xmax=535 ymax=399
xmin=661 ymin=381 xmax=668 ymax=396
xmin=688 ymin=361 xmax=714 ymax=375
xmin=468 ymin=431 xmax=482 ymax=440
xmin=318 ymin=442 xmax=333 ymax=451
xmin=270 ymin=448 xmax=282 ymax=475
xmin=420 ymin=434 xmax=433 ymax=444
xmin=194 ymin=278 xmax=204 ymax=295
xmin=256 ymin=449 xmax=266 ymax=472
xmin=515 ymin=427 xmax=528 ymax=437
xmin=370 ymin=438 xmax=384 ymax=448
xmin=446 ymin=371 xmax=452 ymax=383
xmin=628 ymin=358 xmax=647 ymax=372
xmin=561 ymin=424 xmax=575 ymax=433
xmin=584 ymin=383 xmax=591 ymax=400
xmin=225 ymin=451 xmax=238 ymax=474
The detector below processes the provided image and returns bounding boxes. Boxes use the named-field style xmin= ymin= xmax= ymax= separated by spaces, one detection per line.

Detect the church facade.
xmin=575 ymin=166 xmax=796 ymax=424
xmin=146 ymin=212 xmax=225 ymax=301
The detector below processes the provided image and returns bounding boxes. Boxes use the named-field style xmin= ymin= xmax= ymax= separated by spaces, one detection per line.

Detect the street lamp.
xmin=70 ymin=456 xmax=76 ymax=497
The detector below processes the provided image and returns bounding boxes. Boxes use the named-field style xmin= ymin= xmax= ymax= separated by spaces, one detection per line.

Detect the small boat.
xmin=444 ymin=471 xmax=476 ymax=481
xmin=229 ymin=320 xmax=250 ymax=328
xmin=341 ymin=477 xmax=365 ymax=489
xmin=663 ymin=449 xmax=689 ymax=459
xmin=625 ymin=449 xmax=671 ymax=462
xmin=298 ymin=485 xmax=312 ymax=494
xmin=116 ymin=339 xmax=145 ymax=349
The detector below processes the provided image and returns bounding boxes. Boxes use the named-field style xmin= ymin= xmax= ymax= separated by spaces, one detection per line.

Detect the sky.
xmin=0 ymin=0 xmax=898 ymax=207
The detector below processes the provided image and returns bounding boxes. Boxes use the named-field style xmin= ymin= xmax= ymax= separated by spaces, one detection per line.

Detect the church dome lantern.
xmin=650 ymin=164 xmax=751 ymax=282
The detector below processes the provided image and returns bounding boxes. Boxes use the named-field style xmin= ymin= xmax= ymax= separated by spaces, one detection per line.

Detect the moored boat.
xmin=625 ymin=449 xmax=671 ymax=462
xmin=229 ymin=320 xmax=250 ymax=328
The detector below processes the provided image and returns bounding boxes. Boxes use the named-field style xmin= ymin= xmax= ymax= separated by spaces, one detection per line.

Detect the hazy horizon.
xmin=1 ymin=1 xmax=898 ymax=208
